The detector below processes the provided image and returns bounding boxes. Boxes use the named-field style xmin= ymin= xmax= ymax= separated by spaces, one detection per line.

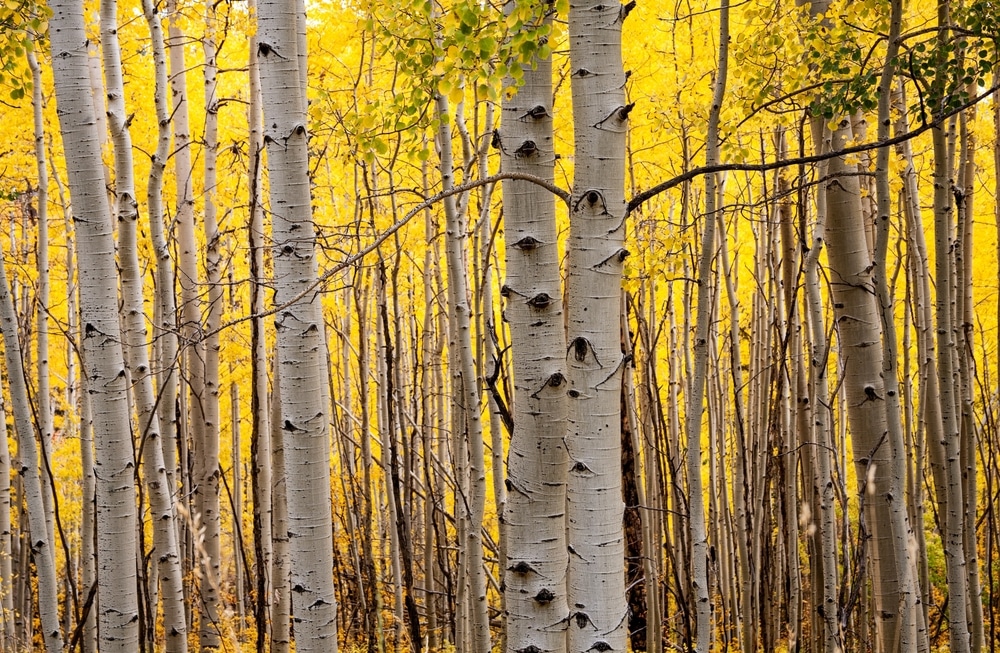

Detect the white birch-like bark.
xmin=270 ymin=359 xmax=292 ymax=653
xmin=0 ymin=383 xmax=11 ymax=648
xmin=931 ymin=120 xmax=972 ymax=653
xmin=956 ymin=105 xmax=984 ymax=652
xmin=140 ymin=0 xmax=181 ymax=504
xmin=198 ymin=4 xmax=224 ymax=646
xmin=500 ymin=12 xmax=568 ymax=652
xmin=99 ymin=0 xmax=189 ymax=647
xmin=256 ymin=2 xmax=338 ymax=649
xmin=803 ymin=119 xmax=841 ymax=652
xmin=825 ymin=119 xmax=913 ymax=652
xmin=163 ymin=4 xmax=220 ymax=643
xmin=871 ymin=2 xmax=924 ymax=647
xmin=26 ymin=44 xmax=57 ymax=563
xmin=683 ymin=3 xmax=728 ymax=649
xmin=565 ymin=0 xmax=632 ymax=649
xmin=247 ymin=0 xmax=273 ymax=643
xmin=433 ymin=90 xmax=492 ymax=652
xmin=71 ymin=232 xmax=98 ymax=653
xmin=47 ymin=1 xmax=140 ymax=648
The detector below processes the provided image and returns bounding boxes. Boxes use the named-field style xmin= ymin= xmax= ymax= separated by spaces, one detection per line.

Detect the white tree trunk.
xmin=26 ymin=43 xmax=57 ymax=564
xmin=100 ymin=0 xmax=189 ymax=647
xmin=256 ymin=2 xmax=339 ymax=649
xmin=500 ymin=16 xmax=569 ymax=652
xmin=199 ymin=3 xmax=225 ymax=645
xmin=433 ymin=90 xmax=492 ymax=653
xmin=0 ymin=268 xmax=59 ymax=651
xmin=565 ymin=0 xmax=632 ymax=650
xmin=47 ymin=1 xmax=140 ymax=648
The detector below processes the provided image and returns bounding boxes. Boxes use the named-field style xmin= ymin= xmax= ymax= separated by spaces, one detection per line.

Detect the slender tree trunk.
xmin=0 ymin=375 xmax=11 ymax=649
xmin=48 ymin=1 xmax=141 ymax=647
xmin=26 ymin=43 xmax=57 ymax=570
xmin=871 ymin=2 xmax=923 ymax=648
xmin=246 ymin=0 xmax=273 ymax=644
xmin=0 ymin=264 xmax=62 ymax=651
xmin=956 ymin=100 xmax=985 ymax=653
xmin=564 ymin=0 xmax=633 ymax=650
xmin=682 ymin=3 xmax=728 ymax=649
xmin=433 ymin=89 xmax=491 ymax=652
xmin=198 ymin=4 xmax=224 ymax=645
xmin=270 ymin=355 xmax=292 ymax=653
xmin=100 ymin=0 xmax=189 ymax=647
xmin=825 ymin=117 xmax=912 ymax=653
xmin=930 ymin=6 xmax=972 ymax=645
xmin=257 ymin=1 xmax=339 ymax=648
xmin=500 ymin=11 xmax=569 ymax=651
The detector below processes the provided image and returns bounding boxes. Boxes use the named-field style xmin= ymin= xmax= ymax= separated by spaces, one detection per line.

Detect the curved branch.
xmin=627 ymin=78 xmax=1000 ymax=215
xmin=202 ymin=170 xmax=569 ymax=341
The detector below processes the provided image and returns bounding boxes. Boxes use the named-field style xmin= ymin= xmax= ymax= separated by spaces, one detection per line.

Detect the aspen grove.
xmin=3 ymin=0 xmax=1000 ymax=651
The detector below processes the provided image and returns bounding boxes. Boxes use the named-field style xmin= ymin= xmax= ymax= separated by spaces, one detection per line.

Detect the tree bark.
xmin=48 ymin=1 xmax=141 ymax=648
xmin=565 ymin=0 xmax=632 ymax=650
xmin=257 ymin=1 xmax=339 ymax=648
xmin=500 ymin=11 xmax=569 ymax=651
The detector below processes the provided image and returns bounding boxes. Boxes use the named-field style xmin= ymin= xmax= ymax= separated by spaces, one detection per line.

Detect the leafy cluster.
xmin=340 ymin=0 xmax=555 ymax=164
xmin=0 ymin=0 xmax=49 ymax=100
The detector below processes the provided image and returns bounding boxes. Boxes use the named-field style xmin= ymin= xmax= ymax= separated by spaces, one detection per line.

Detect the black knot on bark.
xmin=294 ymin=124 xmax=306 ymax=136
xmin=283 ymin=420 xmax=299 ymax=432
xmin=574 ymin=611 xmax=592 ymax=628
xmin=517 ymin=647 xmax=543 ymax=653
xmin=568 ymin=389 xmax=581 ymax=398
xmin=571 ymin=461 xmax=591 ymax=474
xmin=533 ymin=588 xmax=555 ymax=604
xmin=508 ymin=561 xmax=536 ymax=575
xmin=513 ymin=236 xmax=542 ymax=250
xmin=527 ymin=293 xmax=552 ymax=309
xmin=569 ymin=336 xmax=590 ymax=362
xmin=527 ymin=104 xmax=549 ymax=119
xmin=500 ymin=284 xmax=512 ymax=298
xmin=515 ymin=140 xmax=538 ymax=157
xmin=589 ymin=642 xmax=613 ymax=652
xmin=546 ymin=372 xmax=565 ymax=387
xmin=617 ymin=102 xmax=635 ymax=121
xmin=258 ymin=42 xmax=274 ymax=57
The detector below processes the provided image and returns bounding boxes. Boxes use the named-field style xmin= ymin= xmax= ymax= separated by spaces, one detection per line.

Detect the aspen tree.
xmin=500 ymin=6 xmax=569 ymax=652
xmin=164 ymin=3 xmax=222 ymax=642
xmin=824 ymin=115 xmax=919 ymax=651
xmin=802 ymin=120 xmax=841 ymax=652
xmin=682 ymin=2 xmax=728 ymax=649
xmin=930 ymin=6 xmax=972 ymax=650
xmin=26 ymin=44 xmax=56 ymax=564
xmin=431 ymin=64 xmax=491 ymax=653
xmin=246 ymin=0 xmax=273 ymax=645
xmin=0 ymin=256 xmax=61 ymax=652
xmin=47 ymin=0 xmax=141 ymax=648
xmin=99 ymin=0 xmax=190 ymax=646
xmin=270 ymin=358 xmax=292 ymax=653
xmin=199 ymin=2 xmax=225 ymax=644
xmin=564 ymin=0 xmax=633 ymax=648
xmin=0 ymin=384 xmax=10 ymax=648
xmin=140 ymin=0 xmax=181 ymax=513
xmin=257 ymin=0 xmax=339 ymax=648
xmin=870 ymin=0 xmax=925 ymax=647
xmin=956 ymin=102 xmax=984 ymax=652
